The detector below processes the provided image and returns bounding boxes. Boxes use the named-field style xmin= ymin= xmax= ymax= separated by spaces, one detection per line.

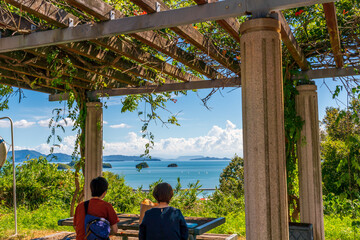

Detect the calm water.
xmin=104 ymin=160 xmax=230 ymax=191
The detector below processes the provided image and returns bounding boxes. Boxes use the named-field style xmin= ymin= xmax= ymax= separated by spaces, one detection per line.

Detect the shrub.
xmin=0 ymin=157 xmax=75 ymax=210
xmin=219 ymin=155 xmax=244 ymax=198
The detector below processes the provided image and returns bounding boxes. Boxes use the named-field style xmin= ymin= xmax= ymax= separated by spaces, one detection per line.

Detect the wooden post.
xmin=84 ymin=101 xmax=103 ymax=200
xmin=296 ymin=84 xmax=325 ymax=240
xmin=240 ymin=18 xmax=289 ymax=240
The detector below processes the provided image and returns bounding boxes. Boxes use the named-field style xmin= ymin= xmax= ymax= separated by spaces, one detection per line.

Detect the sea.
xmin=104 ymin=160 xmax=231 ymax=196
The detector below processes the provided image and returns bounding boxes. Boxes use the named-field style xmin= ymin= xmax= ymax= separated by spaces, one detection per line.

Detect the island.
xmin=102 ymin=163 xmax=112 ymax=168
xmin=167 ymin=163 xmax=178 ymax=168
xmin=136 ymin=162 xmax=149 ymax=170
xmin=58 ymin=161 xmax=112 ymax=169
xmin=190 ymin=157 xmax=231 ymax=161
xmin=56 ymin=163 xmax=71 ymax=170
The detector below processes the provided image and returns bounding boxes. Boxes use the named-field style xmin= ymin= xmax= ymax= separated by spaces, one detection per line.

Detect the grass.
xmin=1 ymin=204 xmax=359 ymax=240
xmin=324 ymin=215 xmax=360 ymax=240
xmin=0 ymin=204 xmax=73 ymax=240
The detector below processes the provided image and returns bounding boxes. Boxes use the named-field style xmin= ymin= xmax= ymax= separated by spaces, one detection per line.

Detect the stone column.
xmin=240 ymin=18 xmax=289 ymax=240
xmin=84 ymin=102 xmax=103 ymax=200
xmin=295 ymin=84 xmax=325 ymax=240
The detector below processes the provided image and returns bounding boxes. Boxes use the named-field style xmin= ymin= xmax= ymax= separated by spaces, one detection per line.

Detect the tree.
xmin=321 ymin=104 xmax=360 ymax=200
xmin=219 ymin=155 xmax=244 ymax=198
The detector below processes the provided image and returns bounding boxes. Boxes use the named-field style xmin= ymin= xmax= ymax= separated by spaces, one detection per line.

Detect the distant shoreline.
xmin=9 ymin=150 xmax=232 ymax=163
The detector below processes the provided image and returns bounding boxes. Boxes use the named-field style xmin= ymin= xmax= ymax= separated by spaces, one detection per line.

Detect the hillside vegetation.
xmin=0 ymin=157 xmax=359 ymax=239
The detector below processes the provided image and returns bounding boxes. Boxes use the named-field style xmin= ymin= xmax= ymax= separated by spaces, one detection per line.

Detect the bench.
xmin=115 ymin=230 xmax=238 ymax=239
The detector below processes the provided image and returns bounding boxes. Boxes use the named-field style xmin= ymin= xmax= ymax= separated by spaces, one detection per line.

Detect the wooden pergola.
xmin=0 ymin=0 xmax=359 ymax=239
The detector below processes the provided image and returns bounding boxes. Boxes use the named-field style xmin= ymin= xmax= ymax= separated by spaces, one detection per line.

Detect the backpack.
xmin=84 ymin=200 xmax=111 ymax=240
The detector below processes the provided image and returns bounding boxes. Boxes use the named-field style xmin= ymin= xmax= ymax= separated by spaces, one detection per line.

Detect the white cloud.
xmin=103 ymin=120 xmax=243 ymax=158
xmin=0 ymin=120 xmax=9 ymax=128
xmin=0 ymin=119 xmax=36 ymax=128
xmin=38 ymin=118 xmax=75 ymax=128
xmin=33 ymin=135 xmax=77 ymax=155
xmin=16 ymin=120 xmax=35 ymax=128
xmin=109 ymin=123 xmax=131 ymax=129
xmin=38 ymin=119 xmax=51 ymax=127
xmin=15 ymin=121 xmax=243 ymax=158
xmin=103 ymin=121 xmax=108 ymax=125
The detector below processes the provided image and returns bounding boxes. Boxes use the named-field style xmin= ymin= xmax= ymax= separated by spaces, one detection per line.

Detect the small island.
xmin=103 ymin=163 xmax=112 ymax=168
xmin=56 ymin=163 xmax=71 ymax=170
xmin=58 ymin=161 xmax=112 ymax=169
xmin=167 ymin=163 xmax=178 ymax=168
xmin=136 ymin=162 xmax=149 ymax=170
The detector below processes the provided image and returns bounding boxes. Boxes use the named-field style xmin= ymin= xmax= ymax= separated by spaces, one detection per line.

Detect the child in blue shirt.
xmin=139 ymin=182 xmax=189 ymax=240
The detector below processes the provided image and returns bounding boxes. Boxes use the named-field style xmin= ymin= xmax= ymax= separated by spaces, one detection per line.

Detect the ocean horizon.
xmin=104 ymin=160 xmax=231 ymax=195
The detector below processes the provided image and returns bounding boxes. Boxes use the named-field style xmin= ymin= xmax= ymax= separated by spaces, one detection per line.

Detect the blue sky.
xmin=0 ymin=78 xmax=350 ymax=158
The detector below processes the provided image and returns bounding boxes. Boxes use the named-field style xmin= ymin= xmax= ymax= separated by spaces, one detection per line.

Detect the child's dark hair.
xmin=153 ymin=182 xmax=174 ymax=203
xmin=90 ymin=177 xmax=108 ymax=197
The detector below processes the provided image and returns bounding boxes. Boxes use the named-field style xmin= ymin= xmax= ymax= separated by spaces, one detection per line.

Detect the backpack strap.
xmin=84 ymin=200 xmax=90 ymax=215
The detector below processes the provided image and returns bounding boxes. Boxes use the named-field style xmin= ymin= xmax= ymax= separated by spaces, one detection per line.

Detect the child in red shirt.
xmin=74 ymin=177 xmax=119 ymax=240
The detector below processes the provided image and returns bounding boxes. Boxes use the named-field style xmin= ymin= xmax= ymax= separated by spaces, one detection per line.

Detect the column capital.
xmin=240 ymin=18 xmax=280 ymax=35
xmin=86 ymin=101 xmax=103 ymax=108
xmin=296 ymin=84 xmax=317 ymax=92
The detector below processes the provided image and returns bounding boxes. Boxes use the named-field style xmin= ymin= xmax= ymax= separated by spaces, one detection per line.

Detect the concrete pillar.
xmin=296 ymin=84 xmax=325 ymax=240
xmin=84 ymin=102 xmax=103 ymax=200
xmin=240 ymin=18 xmax=289 ymax=240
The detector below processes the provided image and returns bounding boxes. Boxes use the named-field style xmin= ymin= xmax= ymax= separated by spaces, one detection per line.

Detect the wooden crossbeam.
xmin=0 ymin=59 xmax=91 ymax=89
xmin=277 ymin=11 xmax=309 ymax=70
xmin=0 ymin=68 xmax=65 ymax=92
xmin=4 ymin=0 xmax=180 ymax=84
xmin=0 ymin=0 xmax=248 ymax=54
xmin=131 ymin=0 xmax=240 ymax=75
xmin=0 ymin=76 xmax=59 ymax=94
xmin=4 ymin=0 xmax=81 ymax=28
xmin=65 ymin=0 xmax=125 ymax=20
xmin=193 ymin=0 xmax=240 ymax=43
xmin=3 ymin=0 xmax=146 ymax=85
xmin=0 ymin=7 xmax=33 ymax=33
xmin=323 ymin=2 xmax=343 ymax=68
xmin=59 ymin=42 xmax=165 ymax=83
xmin=64 ymin=0 xmax=217 ymax=80
xmin=25 ymin=47 xmax=136 ymax=86
xmin=49 ymin=77 xmax=241 ymax=101
xmin=92 ymin=38 xmax=203 ymax=82
xmin=131 ymin=32 xmax=223 ymax=79
xmin=0 ymin=51 xmax=122 ymax=88
xmin=294 ymin=66 xmax=360 ymax=80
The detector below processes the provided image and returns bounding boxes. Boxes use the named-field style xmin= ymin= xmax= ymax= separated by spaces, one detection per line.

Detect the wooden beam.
xmin=131 ymin=0 xmax=240 ymax=74
xmin=277 ymin=11 xmax=309 ymax=70
xmin=131 ymin=32 xmax=223 ymax=79
xmin=323 ymin=2 xmax=343 ymax=68
xmin=4 ymin=0 xmax=80 ymax=28
xmin=5 ymin=0 xmax=171 ymax=84
xmin=0 ymin=68 xmax=65 ymax=92
xmin=3 ymin=0 xmax=140 ymax=86
xmin=0 ymin=51 xmax=123 ymax=88
xmin=0 ymin=7 xmax=33 ymax=33
xmin=246 ymin=0 xmax=336 ymax=13
xmin=93 ymin=38 xmax=203 ymax=82
xmin=194 ymin=0 xmax=241 ymax=43
xmin=293 ymin=66 xmax=360 ymax=79
xmin=0 ymin=77 xmax=59 ymax=94
xmin=0 ymin=0 xmax=248 ymax=53
xmin=25 ymin=47 xmax=135 ymax=86
xmin=0 ymin=60 xmax=91 ymax=89
xmin=65 ymin=0 xmax=217 ymax=80
xmin=2 ymin=0 xmax=224 ymax=79
xmin=49 ymin=77 xmax=241 ymax=101
xmin=59 ymin=42 xmax=164 ymax=83
xmin=65 ymin=0 xmax=125 ymax=20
